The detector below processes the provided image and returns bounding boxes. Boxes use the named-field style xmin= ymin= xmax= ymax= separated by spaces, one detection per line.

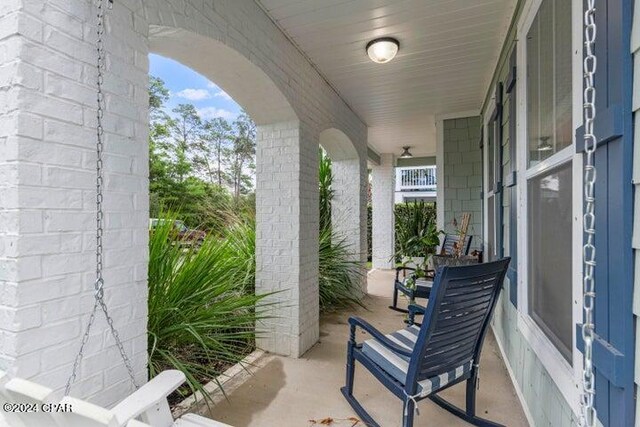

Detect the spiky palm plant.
xmin=147 ymin=217 xmax=267 ymax=403
xmin=318 ymin=148 xmax=364 ymax=311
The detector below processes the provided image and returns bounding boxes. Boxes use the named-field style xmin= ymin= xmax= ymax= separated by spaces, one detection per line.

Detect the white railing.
xmin=396 ymin=166 xmax=437 ymax=191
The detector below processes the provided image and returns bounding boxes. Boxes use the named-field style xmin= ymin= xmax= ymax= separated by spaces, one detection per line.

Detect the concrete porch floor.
xmin=205 ymin=269 xmax=529 ymax=427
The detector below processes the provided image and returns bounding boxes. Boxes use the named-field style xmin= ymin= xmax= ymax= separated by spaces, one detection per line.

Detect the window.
xmin=522 ymin=0 xmax=574 ymax=364
xmin=527 ymin=162 xmax=573 ymax=361
xmin=485 ymin=112 xmax=501 ymax=261
xmin=526 ymin=0 xmax=572 ymax=167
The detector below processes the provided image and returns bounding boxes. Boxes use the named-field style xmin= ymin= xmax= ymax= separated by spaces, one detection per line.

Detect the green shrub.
xmin=319 ymin=226 xmax=365 ymax=311
xmin=394 ymin=202 xmax=437 ymax=259
xmin=147 ymin=217 xmax=267 ymax=403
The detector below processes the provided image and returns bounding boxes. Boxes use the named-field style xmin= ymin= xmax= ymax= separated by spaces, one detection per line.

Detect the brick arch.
xmin=148 ymin=26 xmax=298 ymax=126
xmin=319 ymin=128 xmax=358 ymax=161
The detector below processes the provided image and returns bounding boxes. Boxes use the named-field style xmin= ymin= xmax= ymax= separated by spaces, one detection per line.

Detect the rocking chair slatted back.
xmin=408 ymin=259 xmax=510 ymax=384
xmin=440 ymin=234 xmax=473 ymax=256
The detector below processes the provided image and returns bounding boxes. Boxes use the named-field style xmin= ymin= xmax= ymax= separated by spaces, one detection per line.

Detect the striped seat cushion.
xmin=361 ymin=325 xmax=472 ymax=397
xmin=412 ymin=278 xmax=432 ymax=289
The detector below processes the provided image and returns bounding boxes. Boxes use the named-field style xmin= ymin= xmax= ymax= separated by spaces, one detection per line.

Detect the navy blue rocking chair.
xmin=343 ymin=258 xmax=510 ymax=427
xmin=389 ymin=234 xmax=473 ymax=313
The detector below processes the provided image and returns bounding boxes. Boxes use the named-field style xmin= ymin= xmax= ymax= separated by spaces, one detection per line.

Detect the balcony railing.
xmin=396 ymin=166 xmax=437 ymax=191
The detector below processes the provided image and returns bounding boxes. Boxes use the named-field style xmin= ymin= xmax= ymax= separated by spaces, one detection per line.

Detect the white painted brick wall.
xmin=1 ymin=0 xmax=369 ymax=404
xmin=331 ymin=158 xmax=368 ymax=291
xmin=371 ymin=154 xmax=395 ymax=269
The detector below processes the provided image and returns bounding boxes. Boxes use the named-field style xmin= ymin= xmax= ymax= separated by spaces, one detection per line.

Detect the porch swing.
xmin=0 ymin=1 xmax=230 ymax=426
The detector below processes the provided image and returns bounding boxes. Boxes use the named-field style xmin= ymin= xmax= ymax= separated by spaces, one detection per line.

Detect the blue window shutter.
xmin=574 ymin=0 xmax=635 ymax=425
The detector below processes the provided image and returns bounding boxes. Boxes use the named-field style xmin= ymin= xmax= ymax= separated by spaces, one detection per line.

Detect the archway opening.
xmin=145 ymin=26 xmax=302 ymax=396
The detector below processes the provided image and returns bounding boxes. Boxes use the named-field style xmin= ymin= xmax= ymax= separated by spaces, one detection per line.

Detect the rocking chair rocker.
xmin=342 ymin=258 xmax=510 ymax=427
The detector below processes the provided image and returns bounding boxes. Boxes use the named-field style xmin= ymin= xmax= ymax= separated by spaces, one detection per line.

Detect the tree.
xmin=169 ymin=104 xmax=202 ymax=182
xmin=195 ymin=117 xmax=232 ymax=185
xmin=227 ymin=112 xmax=256 ymax=199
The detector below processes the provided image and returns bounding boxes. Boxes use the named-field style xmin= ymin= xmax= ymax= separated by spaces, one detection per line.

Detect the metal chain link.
xmin=580 ymin=0 xmax=597 ymax=425
xmin=65 ymin=0 xmax=139 ymax=395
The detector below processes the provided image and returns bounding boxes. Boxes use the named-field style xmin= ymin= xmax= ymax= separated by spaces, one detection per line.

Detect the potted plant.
xmin=394 ymin=221 xmax=443 ymax=289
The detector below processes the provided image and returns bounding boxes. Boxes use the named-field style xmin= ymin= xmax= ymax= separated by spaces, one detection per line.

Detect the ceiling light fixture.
xmin=400 ymin=146 xmax=413 ymax=158
xmin=366 ymin=37 xmax=400 ymax=64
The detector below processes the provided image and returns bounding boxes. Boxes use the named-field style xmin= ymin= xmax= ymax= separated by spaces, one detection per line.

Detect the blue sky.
xmin=149 ymin=53 xmax=242 ymax=122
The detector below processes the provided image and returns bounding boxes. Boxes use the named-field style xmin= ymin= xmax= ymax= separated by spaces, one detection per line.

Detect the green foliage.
xmin=319 ymin=226 xmax=365 ymax=311
xmin=148 ymin=216 xmax=267 ymax=403
xmin=319 ymin=149 xmax=333 ymax=232
xmin=367 ymin=204 xmax=372 ymax=262
xmin=394 ymin=202 xmax=439 ymax=260
xmin=148 ymin=76 xmax=256 ymax=229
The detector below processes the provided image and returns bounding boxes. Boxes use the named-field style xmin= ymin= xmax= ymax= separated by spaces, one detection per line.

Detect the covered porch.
xmin=1 ymin=0 xmax=637 ymax=426
xmin=198 ymin=270 xmax=528 ymax=427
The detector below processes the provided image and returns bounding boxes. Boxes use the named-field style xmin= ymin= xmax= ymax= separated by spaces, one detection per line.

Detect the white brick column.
xmin=371 ymin=154 xmax=395 ymax=269
xmin=255 ymin=121 xmax=319 ymax=357
xmin=0 ymin=0 xmax=149 ymax=406
xmin=330 ymin=157 xmax=368 ymax=290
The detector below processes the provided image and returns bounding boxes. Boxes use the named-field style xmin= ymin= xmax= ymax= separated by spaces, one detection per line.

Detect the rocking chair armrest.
xmin=408 ymin=303 xmax=426 ymax=317
xmin=111 ymin=370 xmax=186 ymax=424
xmin=348 ymin=316 xmax=413 ymax=357
xmin=395 ymin=266 xmax=416 ymax=281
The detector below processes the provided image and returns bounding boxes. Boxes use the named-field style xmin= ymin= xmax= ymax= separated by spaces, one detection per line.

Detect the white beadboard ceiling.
xmin=256 ymin=0 xmax=516 ymax=157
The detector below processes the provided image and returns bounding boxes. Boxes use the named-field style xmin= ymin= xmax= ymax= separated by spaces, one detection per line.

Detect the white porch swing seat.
xmin=0 ymin=369 xmax=231 ymax=427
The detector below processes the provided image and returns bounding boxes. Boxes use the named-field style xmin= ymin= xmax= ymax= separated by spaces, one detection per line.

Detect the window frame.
xmin=514 ymin=0 xmax=584 ymax=415
xmin=483 ymin=97 xmax=503 ymax=262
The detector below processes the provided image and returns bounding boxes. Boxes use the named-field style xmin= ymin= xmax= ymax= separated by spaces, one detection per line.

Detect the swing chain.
xmin=580 ymin=0 xmax=597 ymax=426
xmin=65 ymin=0 xmax=138 ymax=395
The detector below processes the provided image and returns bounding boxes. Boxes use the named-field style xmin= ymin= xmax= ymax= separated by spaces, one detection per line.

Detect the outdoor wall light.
xmin=400 ymin=146 xmax=413 ymax=158
xmin=366 ymin=37 xmax=400 ymax=63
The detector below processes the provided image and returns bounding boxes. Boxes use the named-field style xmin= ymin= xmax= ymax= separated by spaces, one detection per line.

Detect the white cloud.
xmin=175 ymin=88 xmax=211 ymax=101
xmin=206 ymin=82 xmax=233 ymax=101
xmin=197 ymin=107 xmax=235 ymax=121
xmin=214 ymin=89 xmax=233 ymax=101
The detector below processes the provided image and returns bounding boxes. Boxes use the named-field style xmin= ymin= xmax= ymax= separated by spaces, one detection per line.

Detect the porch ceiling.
xmin=256 ymin=0 xmax=516 ymax=156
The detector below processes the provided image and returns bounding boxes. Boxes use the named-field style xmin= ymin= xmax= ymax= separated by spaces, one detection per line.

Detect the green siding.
xmin=442 ymin=117 xmax=482 ymax=248
xmin=396 ymin=156 xmax=436 ymax=167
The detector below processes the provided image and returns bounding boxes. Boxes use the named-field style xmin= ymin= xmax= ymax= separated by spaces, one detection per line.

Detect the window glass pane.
xmin=487 ymin=195 xmax=495 ymax=260
xmin=528 ymin=162 xmax=573 ymax=362
xmin=487 ymin=119 xmax=495 ymax=190
xmin=526 ymin=14 xmax=540 ymax=165
xmin=527 ymin=0 xmax=572 ymax=167
xmin=554 ymin=0 xmax=573 ymax=150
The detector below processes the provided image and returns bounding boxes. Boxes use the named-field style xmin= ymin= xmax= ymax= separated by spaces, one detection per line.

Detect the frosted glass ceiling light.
xmin=400 ymin=146 xmax=413 ymax=158
xmin=366 ymin=37 xmax=400 ymax=64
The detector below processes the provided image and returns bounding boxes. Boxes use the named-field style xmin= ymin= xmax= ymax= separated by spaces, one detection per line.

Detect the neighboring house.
xmin=394 ymin=165 xmax=436 ymax=204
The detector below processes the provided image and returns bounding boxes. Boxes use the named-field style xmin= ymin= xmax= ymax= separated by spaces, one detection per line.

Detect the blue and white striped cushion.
xmin=361 ymin=325 xmax=473 ymax=397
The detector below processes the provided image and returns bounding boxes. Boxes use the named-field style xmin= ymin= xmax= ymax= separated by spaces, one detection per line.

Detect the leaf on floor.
xmin=308 ymin=417 xmax=361 ymax=426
